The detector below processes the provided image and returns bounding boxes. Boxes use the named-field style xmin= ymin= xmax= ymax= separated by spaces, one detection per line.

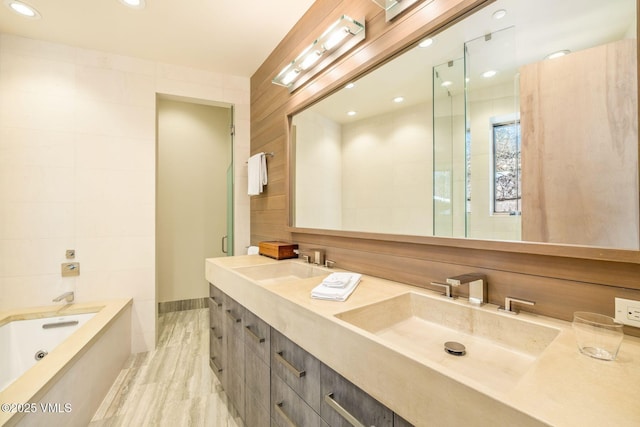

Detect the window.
xmin=492 ymin=119 xmax=521 ymax=214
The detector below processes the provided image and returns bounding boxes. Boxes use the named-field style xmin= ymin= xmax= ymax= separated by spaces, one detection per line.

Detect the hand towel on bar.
xmin=311 ymin=273 xmax=362 ymax=301
xmin=247 ymin=152 xmax=268 ymax=196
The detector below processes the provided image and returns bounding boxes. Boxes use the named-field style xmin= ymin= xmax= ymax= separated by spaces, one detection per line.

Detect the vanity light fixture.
xmin=119 ymin=0 xmax=146 ymax=9
xmin=272 ymin=15 xmax=365 ymax=92
xmin=482 ymin=70 xmax=497 ymax=78
xmin=4 ymin=0 xmax=40 ymax=18
xmin=545 ymin=50 xmax=571 ymax=60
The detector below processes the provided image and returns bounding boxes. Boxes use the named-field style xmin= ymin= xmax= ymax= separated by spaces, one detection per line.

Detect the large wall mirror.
xmin=291 ymin=0 xmax=638 ymax=250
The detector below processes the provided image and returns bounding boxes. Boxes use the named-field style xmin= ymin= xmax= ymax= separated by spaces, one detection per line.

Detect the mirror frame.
xmin=284 ymin=0 xmax=640 ymax=265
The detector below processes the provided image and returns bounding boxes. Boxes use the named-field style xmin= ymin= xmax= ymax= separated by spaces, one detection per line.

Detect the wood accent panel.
xmin=521 ymin=39 xmax=639 ymax=249
xmin=250 ymin=0 xmax=640 ymax=337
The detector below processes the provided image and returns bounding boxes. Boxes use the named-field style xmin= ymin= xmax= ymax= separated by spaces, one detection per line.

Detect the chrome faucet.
xmin=446 ymin=273 xmax=487 ymax=306
xmin=498 ymin=296 xmax=535 ymax=315
xmin=298 ymin=249 xmax=326 ymax=266
xmin=53 ymin=291 xmax=74 ymax=304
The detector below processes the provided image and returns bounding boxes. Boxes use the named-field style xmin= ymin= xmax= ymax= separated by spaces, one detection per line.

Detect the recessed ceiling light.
xmin=345 ymin=83 xmax=355 ymax=89
xmin=347 ymin=111 xmax=357 ymax=116
xmin=492 ymin=9 xmax=507 ymax=20
xmin=119 ymin=0 xmax=146 ymax=9
xmin=419 ymin=38 xmax=434 ymax=48
xmin=4 ymin=0 xmax=40 ymax=18
xmin=545 ymin=50 xmax=571 ymax=60
xmin=441 ymin=81 xmax=452 ymax=87
xmin=482 ymin=70 xmax=497 ymax=78
xmin=393 ymin=96 xmax=404 ymax=103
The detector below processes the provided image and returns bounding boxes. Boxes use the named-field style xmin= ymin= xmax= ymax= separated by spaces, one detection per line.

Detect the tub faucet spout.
xmin=53 ymin=291 xmax=74 ymax=304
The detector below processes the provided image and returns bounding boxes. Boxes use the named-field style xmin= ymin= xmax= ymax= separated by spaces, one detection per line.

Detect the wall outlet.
xmin=614 ymin=297 xmax=640 ymax=328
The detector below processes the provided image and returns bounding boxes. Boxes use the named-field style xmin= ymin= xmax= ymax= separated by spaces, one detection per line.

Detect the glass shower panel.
xmin=433 ymin=58 xmax=466 ymax=237
xmin=225 ymin=106 xmax=235 ymax=256
xmin=464 ymin=26 xmax=521 ymax=241
xmin=225 ymin=163 xmax=234 ymax=256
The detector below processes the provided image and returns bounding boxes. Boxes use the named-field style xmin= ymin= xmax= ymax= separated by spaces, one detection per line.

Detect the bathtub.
xmin=0 ymin=299 xmax=132 ymax=427
xmin=0 ymin=313 xmax=96 ymax=392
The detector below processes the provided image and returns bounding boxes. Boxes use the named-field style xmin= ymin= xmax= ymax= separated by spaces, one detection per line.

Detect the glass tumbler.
xmin=572 ymin=312 xmax=624 ymax=361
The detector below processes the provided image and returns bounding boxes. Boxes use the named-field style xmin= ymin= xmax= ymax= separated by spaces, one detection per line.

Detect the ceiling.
xmin=0 ymin=0 xmax=316 ymax=76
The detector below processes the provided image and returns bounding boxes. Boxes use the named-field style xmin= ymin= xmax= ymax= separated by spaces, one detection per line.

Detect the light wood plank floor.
xmin=89 ymin=309 xmax=244 ymax=427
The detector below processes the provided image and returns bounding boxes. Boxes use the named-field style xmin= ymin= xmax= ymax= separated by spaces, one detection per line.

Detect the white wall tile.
xmin=0 ymin=34 xmax=250 ymax=353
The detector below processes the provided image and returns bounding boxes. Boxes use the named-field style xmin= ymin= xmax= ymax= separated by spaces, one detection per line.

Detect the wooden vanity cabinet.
xmin=244 ymin=309 xmax=271 ymax=427
xmin=394 ymin=414 xmax=415 ymax=427
xmin=271 ymin=328 xmax=322 ymax=411
xmin=320 ymin=364 xmax=393 ymax=427
xmin=209 ymin=283 xmax=415 ymax=427
xmin=270 ymin=328 xmax=324 ymax=426
xmin=208 ymin=284 xmax=225 ymax=383
xmin=222 ymin=293 xmax=246 ymax=420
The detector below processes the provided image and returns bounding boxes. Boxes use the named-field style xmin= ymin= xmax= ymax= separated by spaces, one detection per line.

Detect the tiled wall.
xmin=0 ymin=34 xmax=250 ymax=352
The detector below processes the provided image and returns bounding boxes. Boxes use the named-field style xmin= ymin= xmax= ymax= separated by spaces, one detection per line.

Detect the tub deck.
xmin=0 ymin=299 xmax=132 ymax=426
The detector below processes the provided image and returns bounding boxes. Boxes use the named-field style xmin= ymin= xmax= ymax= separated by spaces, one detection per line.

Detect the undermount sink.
xmin=335 ymin=292 xmax=560 ymax=391
xmin=233 ymin=261 xmax=330 ymax=285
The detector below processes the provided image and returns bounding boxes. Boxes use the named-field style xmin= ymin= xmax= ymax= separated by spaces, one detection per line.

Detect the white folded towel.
xmin=247 ymin=152 xmax=268 ymax=196
xmin=311 ymin=273 xmax=362 ymax=301
xmin=321 ymin=272 xmax=357 ymax=288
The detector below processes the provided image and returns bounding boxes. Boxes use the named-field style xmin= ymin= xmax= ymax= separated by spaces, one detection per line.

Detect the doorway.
xmin=156 ymin=96 xmax=234 ymax=309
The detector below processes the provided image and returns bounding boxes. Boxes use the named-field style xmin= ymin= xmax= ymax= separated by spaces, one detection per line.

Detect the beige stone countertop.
xmin=206 ymin=255 xmax=640 ymax=427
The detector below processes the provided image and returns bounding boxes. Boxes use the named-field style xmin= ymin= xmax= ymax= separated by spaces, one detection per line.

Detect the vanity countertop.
xmin=206 ymin=255 xmax=640 ymax=427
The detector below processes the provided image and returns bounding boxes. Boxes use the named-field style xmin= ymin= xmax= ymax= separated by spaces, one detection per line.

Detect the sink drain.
xmin=34 ymin=349 xmax=48 ymax=361
xmin=444 ymin=341 xmax=466 ymax=356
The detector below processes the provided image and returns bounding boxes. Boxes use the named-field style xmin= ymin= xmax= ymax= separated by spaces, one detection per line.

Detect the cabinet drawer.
xmin=271 ymin=329 xmax=321 ymax=412
xmin=244 ymin=310 xmax=271 ymax=364
xmin=246 ymin=349 xmax=270 ymax=427
xmin=209 ymin=297 xmax=223 ymax=330
xmin=223 ymin=294 xmax=245 ymax=334
xmin=228 ymin=369 xmax=245 ymax=420
xmin=320 ymin=365 xmax=393 ymax=427
xmin=271 ymin=374 xmax=323 ymax=427
xmin=209 ymin=283 xmax=223 ymax=301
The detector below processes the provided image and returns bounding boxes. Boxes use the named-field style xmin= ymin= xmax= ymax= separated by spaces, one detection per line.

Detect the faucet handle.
xmin=429 ymin=282 xmax=453 ymax=298
xmin=498 ymin=296 xmax=535 ymax=315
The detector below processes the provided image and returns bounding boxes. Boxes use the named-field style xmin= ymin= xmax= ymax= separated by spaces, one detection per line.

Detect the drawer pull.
xmin=210 ymin=326 xmax=222 ymax=340
xmin=225 ymin=309 xmax=241 ymax=323
xmin=210 ymin=296 xmax=222 ymax=307
xmin=324 ymin=393 xmax=366 ymax=427
xmin=275 ymin=351 xmax=306 ymax=378
xmin=210 ymin=357 xmax=223 ymax=373
xmin=245 ymin=325 xmax=266 ymax=343
xmin=274 ymin=402 xmax=298 ymax=427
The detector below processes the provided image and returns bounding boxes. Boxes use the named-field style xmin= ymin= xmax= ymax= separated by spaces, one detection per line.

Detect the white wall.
xmin=342 ymin=102 xmax=433 ymax=236
xmin=0 ymin=34 xmax=250 ymax=352
xmin=293 ymin=110 xmax=342 ymax=230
